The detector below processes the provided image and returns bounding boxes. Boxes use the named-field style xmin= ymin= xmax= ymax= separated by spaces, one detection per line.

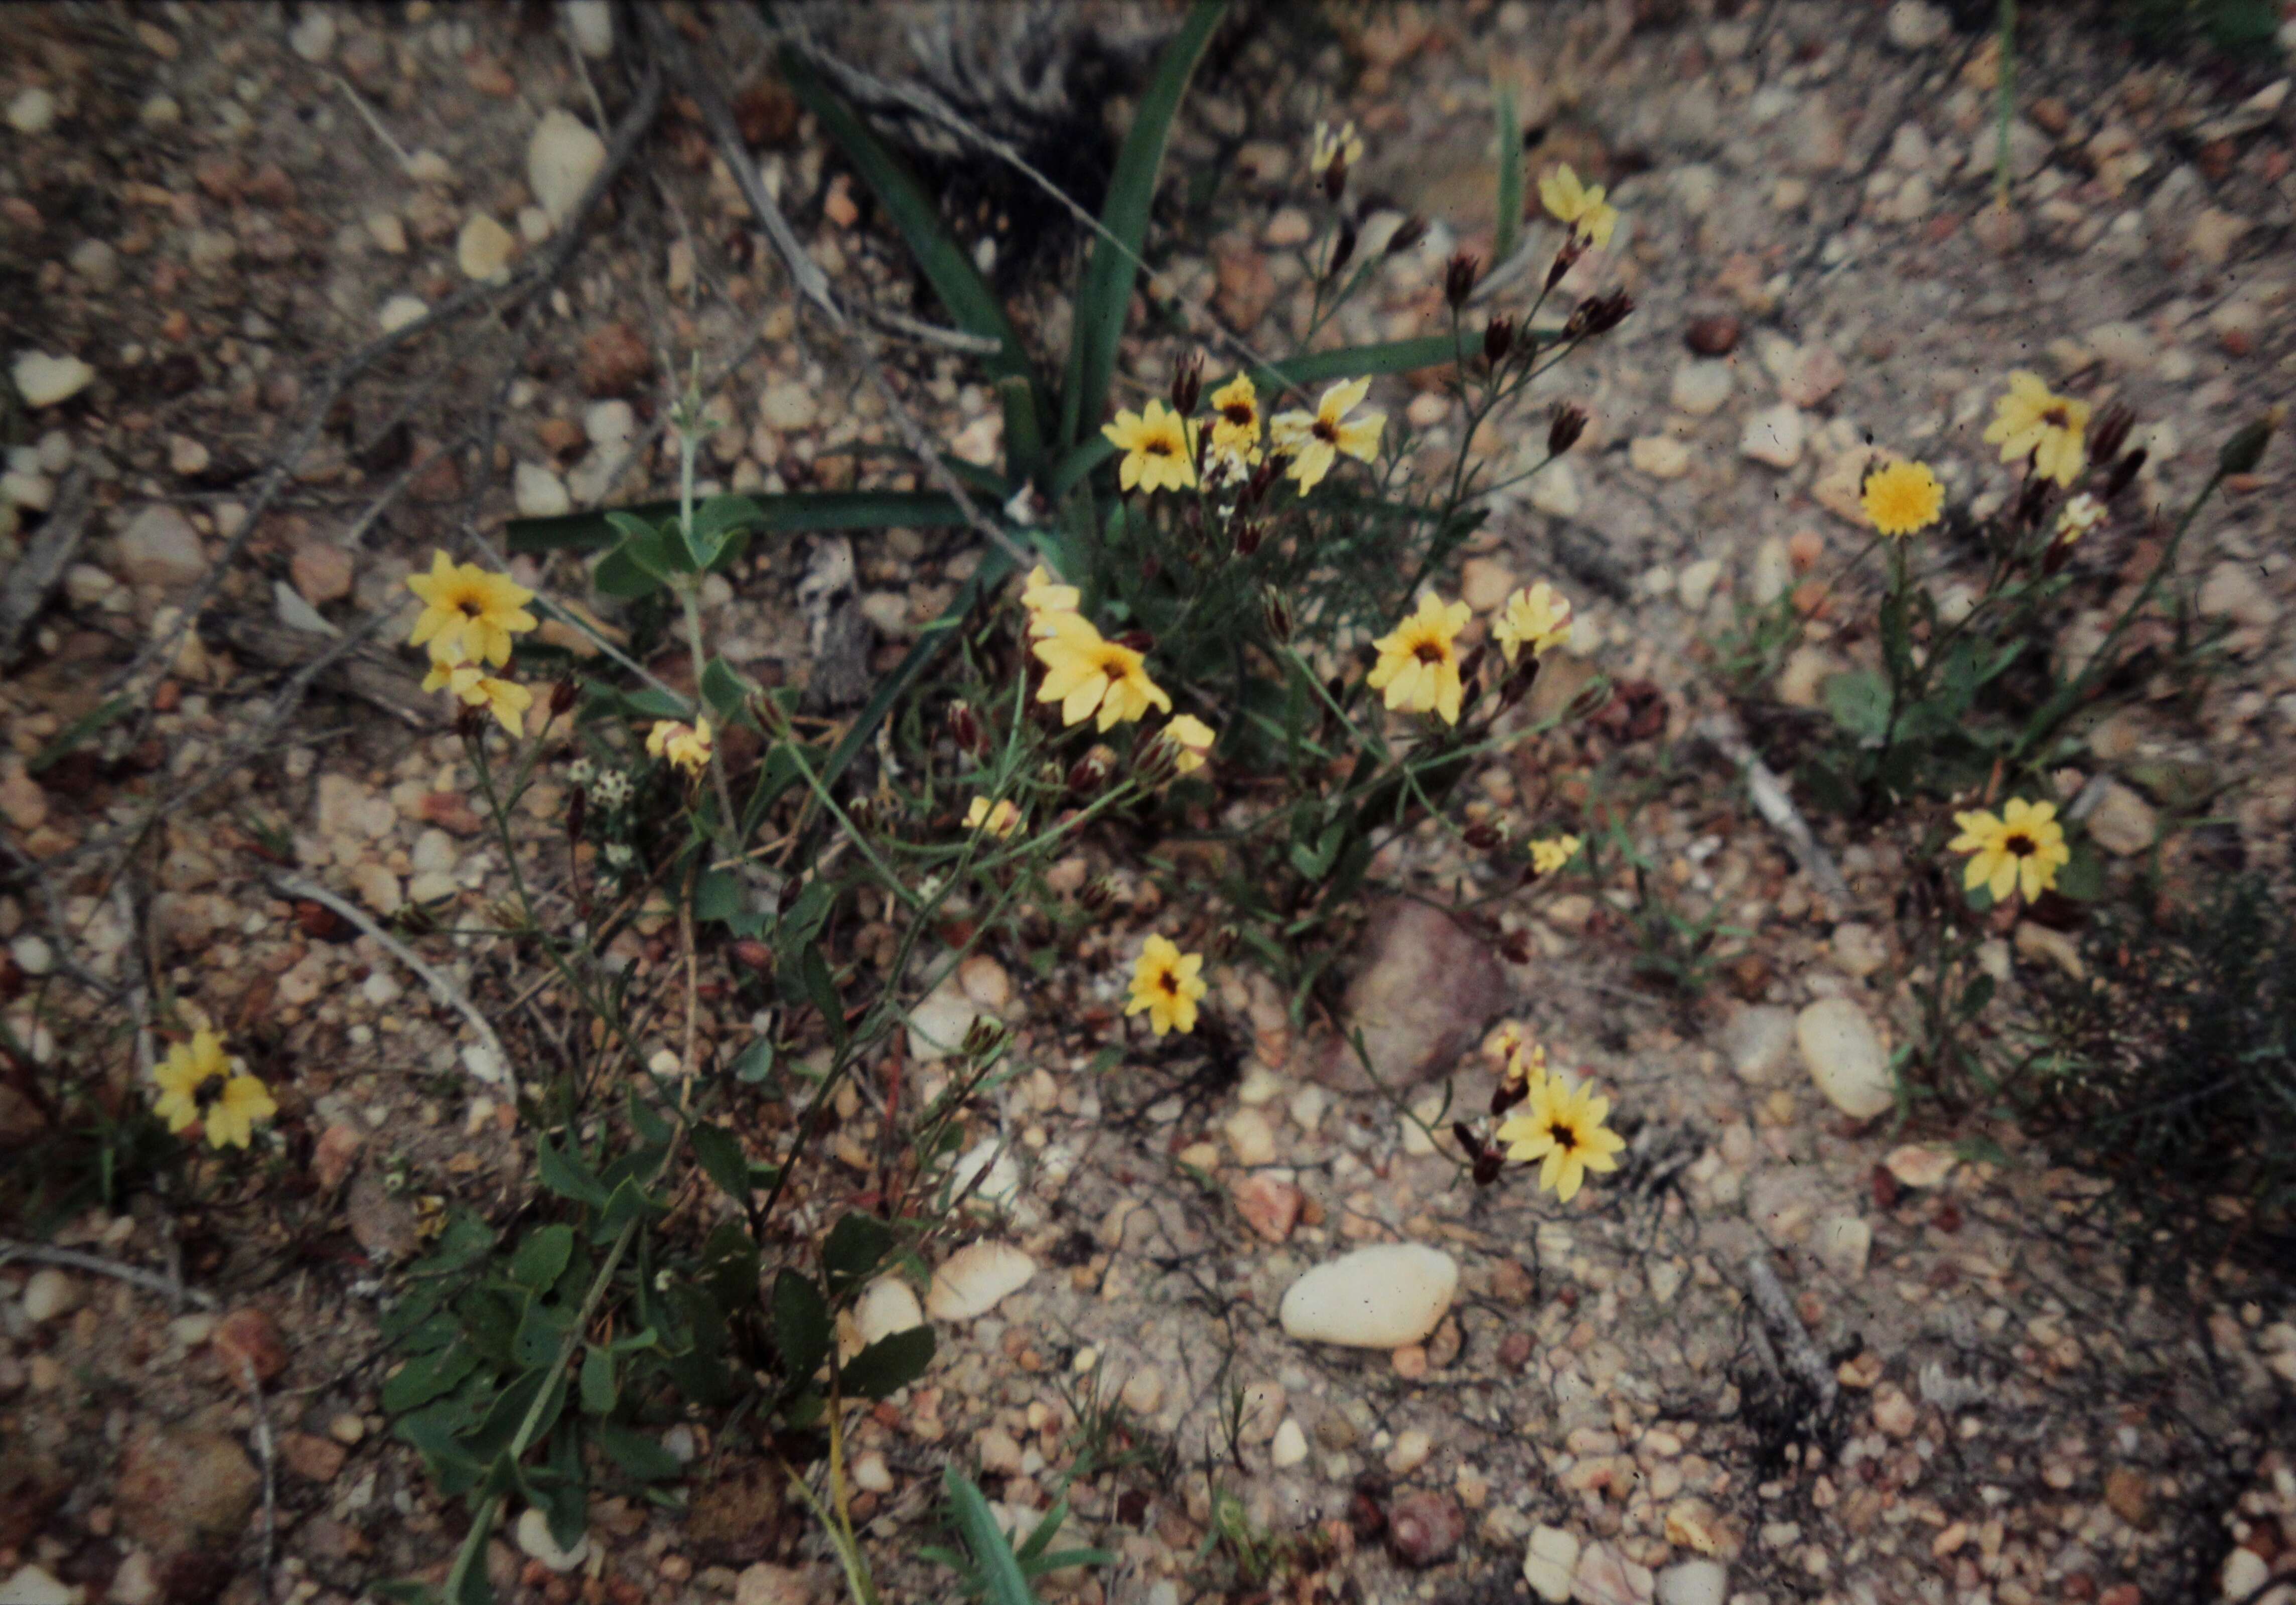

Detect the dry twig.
xmin=1693 ymin=712 xmax=1852 ymax=908
xmin=0 ymin=468 xmax=92 ymax=666
xmin=0 ymin=1239 xmax=220 ymax=1310
xmin=1742 ymin=1249 xmax=1840 ymax=1418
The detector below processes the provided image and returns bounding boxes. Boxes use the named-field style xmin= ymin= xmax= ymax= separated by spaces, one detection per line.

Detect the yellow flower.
xmin=1861 ymin=459 xmax=1944 ymax=538
xmin=1983 ymin=371 xmax=2090 ymax=487
xmin=2056 ymin=493 xmax=2105 ymax=544
xmin=1032 ymin=612 xmax=1172 ymax=731
xmin=1491 ymin=581 xmax=1573 ymax=662
xmin=646 ymin=717 xmax=713 ymax=777
xmin=1125 ymin=934 xmax=1206 ymax=1037
xmin=1102 ymin=399 xmax=1198 ymax=494
xmin=1022 ymin=564 xmax=1081 ymax=635
xmin=1502 ymin=1040 xmax=1550 ymax=1098
xmin=1207 ymin=373 xmax=1263 ymax=471
xmin=1948 ymin=796 xmax=2071 ymax=904
xmin=1365 ymin=592 xmax=1471 ymax=724
xmin=1539 ymin=163 xmax=1619 ymax=250
xmin=422 ymin=661 xmax=535 ymax=736
xmin=1496 ymin=1072 xmax=1625 ymax=1203
xmin=1269 ymin=377 xmax=1385 ymax=495
xmin=964 ymin=796 xmax=1022 ymax=838
xmin=405 ymin=550 xmax=538 ymax=668
xmin=153 ymin=1030 xmax=277 ymax=1150
xmin=1528 ymin=834 xmax=1582 ymax=877
xmin=1310 ymin=119 xmax=1364 ymax=181
xmin=1160 ymin=713 xmax=1217 ymax=775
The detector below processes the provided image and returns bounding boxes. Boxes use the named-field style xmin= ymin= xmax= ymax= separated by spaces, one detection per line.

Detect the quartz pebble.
xmin=926 ymin=1241 xmax=1035 ymax=1321
xmin=1656 ymin=1560 xmax=1728 ymax=1605
xmin=1796 ymin=997 xmax=1894 ymax=1119
xmin=1740 ymin=404 xmax=1806 ymax=469
xmin=1279 ymin=1244 xmax=1458 ymax=1349
xmin=852 ymin=1277 xmax=925 ymax=1346
xmin=527 ymin=110 xmax=606 ymax=229
xmin=14 ymin=353 xmax=94 ymax=408
xmin=514 ymin=1507 xmax=590 ymax=1572
xmin=20 ymin=1269 xmax=79 ymax=1323
xmin=1522 ymin=1526 xmax=1580 ymax=1603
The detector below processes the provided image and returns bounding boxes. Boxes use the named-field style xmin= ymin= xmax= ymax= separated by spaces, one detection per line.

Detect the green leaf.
xmin=998 ymin=375 xmax=1046 ymax=482
xmin=1244 ymin=329 xmax=1484 ymax=402
xmin=1493 ymin=79 xmax=1523 ymax=266
xmin=2054 ymin=841 xmax=2106 ymax=901
xmin=1823 ymin=669 xmax=1892 ymax=742
xmin=1960 ymin=973 xmax=1996 ymax=1019
xmin=580 ymin=1345 xmax=618 ymax=1415
xmin=690 ymin=1122 xmax=753 ymax=1205
xmin=842 ymin=1326 xmax=935 ymax=1399
xmin=770 ymin=1270 xmax=831 ymax=1381
xmin=944 ymin=1464 xmax=1042 ymax=1605
xmin=593 ymin=1422 xmax=682 ymax=1483
xmin=780 ymin=51 xmax=1035 ymax=393
xmin=692 ymin=867 xmax=745 ymax=924
xmin=697 ymin=657 xmax=753 ymax=729
xmin=381 ymin=1342 xmax=477 ymax=1414
xmin=536 ymin=1136 xmax=609 ymax=1208
xmin=822 ymin=1213 xmax=896 ymax=1293
xmin=1060 ymin=1 xmax=1226 ymax=447
xmin=509 ymin=1224 xmax=575 ymax=1292
xmin=801 ymin=943 xmax=844 ymax=1050
xmin=731 ymin=1039 xmax=777 ymax=1085
xmin=686 ymin=493 xmax=762 ymax=569
xmin=508 ymin=491 xmax=975 ymax=555
xmin=29 ymin=695 xmax=133 ymax=776
xmin=1047 ymin=439 xmax=1116 ymax=502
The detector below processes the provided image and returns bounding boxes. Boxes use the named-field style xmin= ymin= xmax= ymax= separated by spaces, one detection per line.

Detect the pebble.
xmin=20 ymin=1269 xmax=79 ymax=1323
xmin=733 ymin=1563 xmax=811 ymax=1605
xmin=1677 ymin=557 xmax=1723 ymax=611
xmin=14 ymin=352 xmax=94 ymax=409
xmin=514 ymin=462 xmax=572 ymax=519
xmin=925 ymin=1240 xmax=1036 ymax=1321
xmin=1387 ymin=1492 xmax=1465 ymax=1568
xmin=0 ymin=1566 xmax=75 ymax=1605
xmin=365 ymin=213 xmax=408 ymax=255
xmin=1796 ymin=997 xmax=1895 ymax=1119
xmin=514 ymin=1507 xmax=591 ymax=1573
xmin=1815 ymin=1214 xmax=1872 ymax=1279
xmin=760 ymin=380 xmax=818 ymax=432
xmin=1460 ymin=556 xmax=1516 ymax=612
xmin=1655 ymin=1560 xmax=1729 ymax=1605
xmin=2222 ymin=1547 xmax=2268 ymax=1601
xmin=116 ymin=505 xmax=205 ymax=589
xmin=8 ymin=88 xmax=58 ymax=135
xmin=1262 ymin=207 xmax=1313 ymax=248
xmin=1829 ymin=921 xmax=1889 ymax=979
xmin=1885 ymin=0 xmax=1950 ymax=49
xmin=2014 ymin=921 xmax=2084 ymax=980
xmin=458 ymin=214 xmax=517 ymax=281
xmin=1523 ymin=1526 xmax=1581 ymax=1603
xmin=905 ymin=977 xmax=979 ymax=1062
xmin=528 ymin=110 xmax=607 ymax=228
xmin=212 ymin=1306 xmax=288 ymax=1386
xmin=2186 ymin=207 xmax=2247 ymax=267
xmin=2199 ymin=562 xmax=2275 ymax=630
xmin=116 ymin=1423 xmax=258 ymax=1558
xmin=1739 ymin=404 xmax=1806 ymax=469
xmin=1278 ymin=1244 xmax=1458 ymax=1349
xmin=1723 ymin=1005 xmax=1794 ymax=1084
xmin=1574 ymin=1541 xmax=1654 ymax=1605
xmin=1669 ymin=360 xmax=1734 ymax=417
xmin=956 ymin=953 xmax=1010 ymax=1010
xmin=1773 ymin=343 xmax=1847 ymax=409
xmin=1884 ymin=1144 xmax=1956 ymax=1189
xmin=1270 ymin=1418 xmax=1308 ymax=1467
xmin=1233 ymin=1174 xmax=1302 ymax=1242
xmin=378 ymin=295 xmax=428 ymax=334
xmin=351 ymin=862 xmax=403 ymax=916
xmin=1385 ymin=1427 xmax=1433 ymax=1476
xmin=1223 ymin=1106 xmax=1277 ymax=1166
xmin=563 ymin=1 xmax=615 ymax=59
xmin=2083 ymin=781 xmax=2156 ymax=856
xmin=1630 ymin=435 xmax=1691 ymax=479
xmin=853 ymin=1276 xmax=926 ymax=1346
xmin=289 ymin=9 xmax=335 ymax=63
xmin=849 ymin=1450 xmax=892 ymax=1494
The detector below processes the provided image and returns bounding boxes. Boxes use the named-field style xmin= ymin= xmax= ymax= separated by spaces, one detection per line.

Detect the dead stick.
xmin=1742 ymin=1250 xmax=1839 ymax=1416
xmin=0 ymin=1239 xmax=220 ymax=1310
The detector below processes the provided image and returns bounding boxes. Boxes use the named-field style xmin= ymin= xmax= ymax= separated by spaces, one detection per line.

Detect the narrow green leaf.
xmin=1047 ymin=439 xmax=1115 ymax=501
xmin=1061 ymin=1 xmax=1226 ymax=446
xmin=944 ymin=1465 xmax=1041 ymax=1605
xmin=698 ymin=658 xmax=753 ymax=728
xmin=593 ymin=1422 xmax=682 ymax=1483
xmin=580 ymin=1345 xmax=618 ymax=1415
xmin=998 ymin=375 xmax=1045 ymax=482
xmin=29 ymin=695 xmax=132 ymax=775
xmin=780 ymin=51 xmax=1035 ymax=391
xmin=731 ymin=1039 xmax=777 ymax=1084
xmin=509 ymin=1224 xmax=575 ymax=1291
xmin=690 ymin=1122 xmax=752 ymax=1204
xmin=381 ymin=1343 xmax=477 ymax=1414
xmin=1493 ymin=79 xmax=1523 ymax=266
xmin=802 ymin=943 xmax=844 ymax=1050
xmin=822 ymin=1213 xmax=896 ymax=1292
xmin=770 ymin=1270 xmax=832 ymax=1381
xmin=535 ymin=1136 xmax=609 ymax=1208
xmin=842 ymin=1327 xmax=934 ymax=1399
xmin=508 ymin=491 xmax=973 ymax=555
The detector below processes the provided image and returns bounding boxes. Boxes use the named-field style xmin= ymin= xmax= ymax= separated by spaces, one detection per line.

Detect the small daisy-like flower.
xmin=1102 ymin=399 xmax=1199 ymax=495
xmin=1021 ymin=564 xmax=1081 ymax=636
xmin=602 ymin=841 xmax=635 ymax=869
xmin=1207 ymin=373 xmax=1263 ymax=473
xmin=1160 ymin=713 xmax=1217 ymax=776
xmin=1491 ymin=581 xmax=1574 ymax=662
xmin=646 ymin=717 xmax=713 ymax=777
xmin=1538 ymin=164 xmax=1619 ymax=250
xmin=566 ymin=756 xmax=597 ymax=788
xmin=1482 ymin=1019 xmax=1529 ymax=1066
xmin=1365 ymin=592 xmax=1472 ymax=724
xmin=1948 ymin=797 xmax=2071 ymax=905
xmin=1502 ymin=1040 xmax=1550 ymax=1097
xmin=1983 ymin=371 xmax=2090 ymax=488
xmin=1862 ymin=458 xmax=1944 ymax=538
xmin=422 ymin=661 xmax=534 ymax=737
xmin=1496 ymin=1071 xmax=1625 ymax=1203
xmin=963 ymin=796 xmax=1022 ymax=838
xmin=593 ymin=769 xmax=633 ymax=808
xmin=1528 ymin=834 xmax=1583 ymax=877
xmin=1125 ymin=934 xmax=1207 ymax=1037
xmin=405 ymin=550 xmax=538 ymax=668
xmin=1310 ymin=119 xmax=1364 ymax=185
xmin=152 ymin=1030 xmax=277 ymax=1150
xmin=1031 ymin=612 xmax=1173 ymax=731
xmin=2056 ymin=493 xmax=2105 ymax=544
xmin=1269 ymin=377 xmax=1385 ymax=495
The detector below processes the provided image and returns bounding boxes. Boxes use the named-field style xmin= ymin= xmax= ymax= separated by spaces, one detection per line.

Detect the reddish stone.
xmin=279 ymin=1431 xmax=346 ymax=1483
xmin=1684 ymin=315 xmax=1740 ymax=356
xmin=579 ymin=322 xmax=651 ymax=398
xmin=212 ymin=1306 xmax=288 ymax=1388
xmin=1498 ymin=1331 xmax=1534 ymax=1370
xmin=1231 ymin=1174 xmax=1302 ymax=1243
xmin=418 ymin=791 xmax=486 ymax=835
xmin=1386 ymin=1492 xmax=1464 ymax=1568
xmin=1309 ymin=900 xmax=1508 ymax=1092
xmin=312 ymin=1123 xmax=363 ymax=1191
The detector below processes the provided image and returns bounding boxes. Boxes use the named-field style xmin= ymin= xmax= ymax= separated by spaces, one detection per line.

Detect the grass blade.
xmin=779 ymin=50 xmax=1035 ymax=393
xmin=943 ymin=1464 xmax=1038 ymax=1605
xmin=1058 ymin=0 xmax=1226 ymax=448
xmin=1493 ymin=79 xmax=1523 ymax=266
xmin=506 ymin=491 xmax=973 ymax=554
xmin=1245 ymin=330 xmax=1481 ymax=400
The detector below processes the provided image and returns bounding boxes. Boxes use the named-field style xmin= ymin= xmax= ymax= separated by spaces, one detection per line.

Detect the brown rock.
xmin=1684 ymin=315 xmax=1741 ymax=356
xmin=1309 ymin=901 xmax=1508 ymax=1092
xmin=579 ymin=322 xmax=650 ymax=397
xmin=1232 ymin=1175 xmax=1302 ymax=1243
xmin=115 ymin=1423 xmax=259 ymax=1563
xmin=417 ymin=791 xmax=486 ymax=834
xmin=0 ymin=1083 xmax=49 ymax=1148
xmin=290 ymin=541 xmax=353 ymax=606
xmin=1386 ymin=1492 xmax=1465 ymax=1568
xmin=2104 ymin=1467 xmax=2150 ymax=1529
xmin=346 ymin=1169 xmax=419 ymax=1262
xmin=311 ymin=1123 xmax=363 ymax=1191
xmin=279 ymin=1432 xmax=345 ymax=1483
xmin=212 ymin=1306 xmax=288 ymax=1387
xmin=1212 ymin=239 xmax=1276 ymax=332
xmin=535 ymin=417 xmax=586 ymax=460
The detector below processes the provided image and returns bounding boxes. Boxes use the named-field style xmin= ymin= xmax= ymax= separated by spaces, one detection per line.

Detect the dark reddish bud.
xmin=1472 ymin=1147 xmax=1505 ymax=1188
xmin=1171 ymin=350 xmax=1203 ymax=417
xmin=1444 ymin=250 xmax=1479 ymax=308
xmin=1385 ymin=214 xmax=1428 ymax=256
xmin=1327 ymin=217 xmax=1358 ymax=279
xmin=1067 ymin=747 xmax=1113 ymax=796
xmin=1546 ymin=234 xmax=1585 ymax=291
xmin=947 ymin=700 xmax=985 ymax=755
xmin=1233 ymin=518 xmax=1263 ymax=558
xmin=1490 ymin=1076 xmax=1529 ymax=1115
xmin=1483 ymin=316 xmax=1515 ymax=367
xmin=565 ymin=787 xmax=586 ymax=842
xmin=294 ymin=900 xmax=346 ymax=942
xmin=1458 ymin=644 xmax=1487 ymax=689
xmin=1078 ymin=877 xmax=1116 ymax=915
xmin=1547 ymin=404 xmax=1588 ymax=457
xmin=2014 ymin=475 xmax=2052 ymax=530
xmin=550 ymin=678 xmax=578 ymax=716
xmin=1262 ymin=588 xmax=1292 ymax=643
xmin=1322 ymin=153 xmax=1349 ymax=201
xmin=1500 ymin=928 xmax=1531 ymax=965
xmin=1563 ymin=290 xmax=1634 ymax=338
xmin=778 ymin=877 xmax=807 ymax=914
xmin=1243 ymin=453 xmax=1284 ymax=505
xmin=731 ymin=939 xmax=772 ymax=971
xmin=2042 ymin=537 xmax=2074 ymax=578
xmin=2103 ymin=447 xmax=2146 ymax=502
xmin=454 ymin=704 xmax=484 ymax=742
xmin=1500 ymin=653 xmax=1542 ymax=710
xmin=1463 ymin=821 xmax=1502 ymax=851
xmin=2087 ymin=402 xmax=2134 ymax=467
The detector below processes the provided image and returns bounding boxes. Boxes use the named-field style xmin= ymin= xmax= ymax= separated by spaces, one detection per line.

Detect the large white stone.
xmin=561 ymin=1 xmax=614 ymax=58
xmin=528 ymin=110 xmax=607 ymax=228
xmin=458 ymin=213 xmax=517 ymax=281
xmin=905 ymin=977 xmax=979 ymax=1063
xmin=116 ymin=505 xmax=205 ymax=589
xmin=1796 ymin=997 xmax=1895 ymax=1118
xmin=1278 ymin=1244 xmax=1457 ymax=1349
xmin=1740 ymin=404 xmax=1807 ymax=470
xmin=14 ymin=352 xmax=94 ymax=408
xmin=852 ymin=1276 xmax=926 ymax=1346
xmin=514 ymin=1508 xmax=590 ymax=1573
xmin=926 ymin=1241 xmax=1036 ymax=1321
xmin=1722 ymin=1005 xmax=1795 ymax=1084
xmin=1656 ymin=1560 xmax=1729 ymax=1605
xmin=1522 ymin=1526 xmax=1580 ymax=1603
xmin=514 ymin=462 xmax=571 ymax=518
xmin=0 ymin=1564 xmax=77 ymax=1605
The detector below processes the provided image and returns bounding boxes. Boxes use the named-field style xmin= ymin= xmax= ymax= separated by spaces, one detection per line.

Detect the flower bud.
xmin=1472 ymin=1145 xmax=1505 ymax=1188
xmin=1499 ymin=653 xmax=1542 ymax=710
xmin=1385 ymin=214 xmax=1428 ymax=255
xmin=962 ymin=1017 xmax=1008 ymax=1059
xmin=1444 ymin=250 xmax=1479 ymax=308
xmin=1458 ymin=644 xmax=1488 ymax=690
xmin=1233 ymin=517 xmax=1263 ymax=559
xmin=1489 ymin=1076 xmax=1528 ymax=1115
xmin=1067 ymin=746 xmax=1114 ymax=796
xmin=1262 ymin=587 xmax=1292 ymax=643
xmin=454 ymin=704 xmax=484 ymax=742
xmin=1321 ymin=152 xmax=1348 ymax=201
xmin=947 ymin=700 xmax=985 ymax=755
xmin=1545 ymin=233 xmax=1585 ymax=291
xmin=1078 ymin=877 xmax=1117 ymax=915
xmin=2086 ymin=401 xmax=2134 ymax=468
xmin=550 ymin=678 xmax=579 ymax=716
xmin=1326 ymin=217 xmax=1358 ymax=279
xmin=1547 ymin=404 xmax=1588 ymax=457
xmin=1463 ymin=820 xmax=1501 ymax=851
xmin=778 ymin=876 xmax=808 ymax=914
xmin=1563 ymin=289 xmax=1634 ymax=338
xmin=2218 ymin=406 xmax=2282 ymax=476
xmin=1483 ymin=316 xmax=1515 ymax=367
xmin=1171 ymin=350 xmax=1204 ymax=417
xmin=731 ymin=939 xmax=773 ymax=971
xmin=2102 ymin=447 xmax=2146 ymax=502
xmin=2014 ymin=474 xmax=2053 ymax=531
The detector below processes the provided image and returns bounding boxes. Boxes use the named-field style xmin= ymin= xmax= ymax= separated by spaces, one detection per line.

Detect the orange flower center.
xmin=2004 ymin=832 xmax=2037 ymax=858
